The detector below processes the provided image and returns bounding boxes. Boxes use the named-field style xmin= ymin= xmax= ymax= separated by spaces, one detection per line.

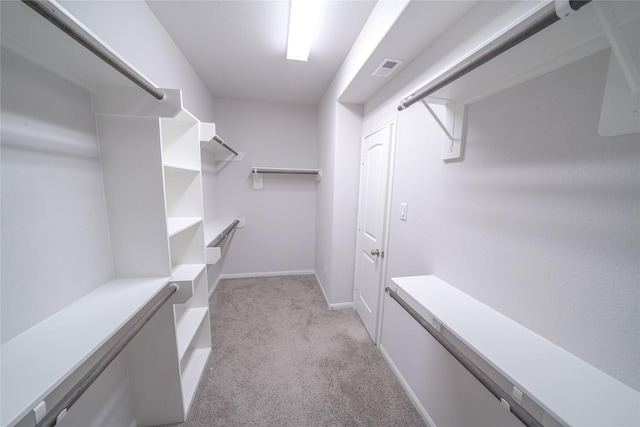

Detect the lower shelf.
xmin=176 ymin=307 xmax=209 ymax=360
xmin=180 ymin=346 xmax=211 ymax=413
xmin=1 ymin=277 xmax=171 ymax=427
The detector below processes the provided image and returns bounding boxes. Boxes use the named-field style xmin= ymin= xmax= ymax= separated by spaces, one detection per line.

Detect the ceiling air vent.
xmin=372 ymin=58 xmax=404 ymax=77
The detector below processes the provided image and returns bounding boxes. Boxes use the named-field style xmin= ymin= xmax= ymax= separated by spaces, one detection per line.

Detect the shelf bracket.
xmin=593 ymin=1 xmax=640 ymax=101
xmin=420 ymin=99 xmax=466 ymax=161
xmin=593 ymin=1 xmax=640 ymax=137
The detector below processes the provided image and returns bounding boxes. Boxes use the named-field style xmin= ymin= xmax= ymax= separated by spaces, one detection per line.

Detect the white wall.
xmin=1 ymin=48 xmax=114 ymax=343
xmin=210 ymin=98 xmax=318 ymax=277
xmin=315 ymin=0 xmax=410 ymax=306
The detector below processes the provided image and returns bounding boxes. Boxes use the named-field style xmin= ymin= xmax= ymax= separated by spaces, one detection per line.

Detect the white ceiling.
xmin=146 ymin=0 xmax=377 ymax=105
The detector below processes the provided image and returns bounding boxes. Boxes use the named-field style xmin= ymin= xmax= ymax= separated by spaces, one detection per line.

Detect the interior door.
xmin=353 ymin=122 xmax=393 ymax=342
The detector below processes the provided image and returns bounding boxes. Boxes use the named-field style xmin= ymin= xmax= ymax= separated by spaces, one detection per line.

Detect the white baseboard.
xmin=314 ymin=272 xmax=354 ymax=311
xmin=208 ymin=275 xmax=222 ymax=299
xmin=379 ymin=343 xmax=435 ymax=427
xmin=219 ymin=270 xmax=315 ymax=280
xmin=330 ymin=301 xmax=353 ymax=310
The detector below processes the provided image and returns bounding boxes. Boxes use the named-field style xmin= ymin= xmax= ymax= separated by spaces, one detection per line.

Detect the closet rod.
xmin=22 ymin=0 xmax=166 ymax=101
xmin=252 ymin=167 xmax=322 ymax=175
xmin=210 ymin=219 xmax=240 ymax=247
xmin=397 ymin=0 xmax=591 ymax=111
xmin=213 ymin=135 xmax=239 ymax=156
xmin=385 ymin=287 xmax=543 ymax=427
xmin=35 ymin=283 xmax=178 ymax=427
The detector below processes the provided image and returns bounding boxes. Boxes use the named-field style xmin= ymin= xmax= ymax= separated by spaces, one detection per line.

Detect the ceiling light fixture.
xmin=287 ymin=0 xmax=324 ymax=61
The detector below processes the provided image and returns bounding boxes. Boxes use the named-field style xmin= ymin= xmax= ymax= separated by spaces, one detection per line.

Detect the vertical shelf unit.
xmin=160 ymin=110 xmax=212 ymax=418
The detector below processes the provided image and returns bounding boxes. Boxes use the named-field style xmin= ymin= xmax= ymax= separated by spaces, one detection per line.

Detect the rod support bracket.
xmin=420 ymin=99 xmax=466 ymax=161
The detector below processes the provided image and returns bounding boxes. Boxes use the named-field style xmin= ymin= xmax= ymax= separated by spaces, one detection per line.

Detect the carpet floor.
xmin=165 ymin=275 xmax=424 ymax=427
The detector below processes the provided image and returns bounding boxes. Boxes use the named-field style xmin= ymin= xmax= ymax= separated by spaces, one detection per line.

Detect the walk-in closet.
xmin=1 ymin=1 xmax=638 ymax=426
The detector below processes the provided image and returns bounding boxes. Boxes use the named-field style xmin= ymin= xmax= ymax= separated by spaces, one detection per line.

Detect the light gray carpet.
xmin=168 ymin=275 xmax=424 ymax=426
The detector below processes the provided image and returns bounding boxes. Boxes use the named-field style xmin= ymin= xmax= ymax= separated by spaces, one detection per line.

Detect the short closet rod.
xmin=397 ymin=0 xmax=591 ymax=111
xmin=22 ymin=0 xmax=166 ymax=101
xmin=35 ymin=283 xmax=178 ymax=427
xmin=213 ymin=135 xmax=239 ymax=156
xmin=210 ymin=219 xmax=240 ymax=247
xmin=252 ymin=168 xmax=321 ymax=175
xmin=385 ymin=287 xmax=543 ymax=427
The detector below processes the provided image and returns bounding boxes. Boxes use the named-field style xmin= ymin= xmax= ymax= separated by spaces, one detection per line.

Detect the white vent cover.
xmin=372 ymin=58 xmax=404 ymax=77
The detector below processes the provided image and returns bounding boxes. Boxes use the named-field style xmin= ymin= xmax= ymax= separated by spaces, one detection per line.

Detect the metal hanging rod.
xmin=397 ymin=0 xmax=592 ymax=111
xmin=22 ymin=0 xmax=166 ymax=101
xmin=252 ymin=167 xmax=322 ymax=176
xmin=212 ymin=135 xmax=239 ymax=156
xmin=210 ymin=219 xmax=240 ymax=247
xmin=385 ymin=287 xmax=543 ymax=427
xmin=35 ymin=283 xmax=177 ymax=427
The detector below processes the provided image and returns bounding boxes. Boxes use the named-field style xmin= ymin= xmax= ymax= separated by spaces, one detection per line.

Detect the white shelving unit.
xmin=1 ymin=2 xmax=223 ymax=425
xmin=391 ymin=275 xmax=640 ymax=427
xmin=160 ymin=109 xmax=212 ymax=419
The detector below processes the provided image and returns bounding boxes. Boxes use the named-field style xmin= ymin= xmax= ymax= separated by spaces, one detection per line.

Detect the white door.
xmin=354 ymin=122 xmax=393 ymax=342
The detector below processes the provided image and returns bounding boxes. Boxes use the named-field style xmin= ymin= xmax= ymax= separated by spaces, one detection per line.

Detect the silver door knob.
xmin=371 ymin=249 xmax=380 ymax=256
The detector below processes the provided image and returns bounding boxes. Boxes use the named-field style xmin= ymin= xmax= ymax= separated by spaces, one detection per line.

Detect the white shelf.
xmin=391 ymin=275 xmax=640 ymax=427
xmin=175 ymin=308 xmax=208 ymax=361
xmin=171 ymin=264 xmax=205 ymax=282
xmin=166 ymin=217 xmax=202 ymax=237
xmin=170 ymin=264 xmax=206 ymax=303
xmin=164 ymin=163 xmax=200 ymax=173
xmin=198 ymin=122 xmax=243 ymax=162
xmin=0 ymin=277 xmax=171 ymax=427
xmin=180 ymin=347 xmax=211 ymax=413
xmin=204 ymin=217 xmax=243 ymax=247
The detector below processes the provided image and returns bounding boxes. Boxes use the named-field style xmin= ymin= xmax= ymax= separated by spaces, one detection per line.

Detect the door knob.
xmin=371 ymin=249 xmax=380 ymax=256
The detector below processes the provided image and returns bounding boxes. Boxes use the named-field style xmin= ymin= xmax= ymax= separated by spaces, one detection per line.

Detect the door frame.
xmin=353 ymin=116 xmax=397 ymax=344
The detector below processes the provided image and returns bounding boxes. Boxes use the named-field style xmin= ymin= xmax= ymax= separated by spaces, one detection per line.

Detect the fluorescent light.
xmin=287 ymin=0 xmax=323 ymax=61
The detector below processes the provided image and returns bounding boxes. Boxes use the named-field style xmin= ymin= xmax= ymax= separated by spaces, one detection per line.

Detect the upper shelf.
xmin=1 ymin=277 xmax=171 ymax=427
xmin=405 ymin=1 xmax=639 ymax=107
xmin=1 ymin=1 xmax=186 ymax=119
xmin=390 ymin=275 xmax=640 ymax=427
xmin=199 ymin=123 xmax=243 ymax=162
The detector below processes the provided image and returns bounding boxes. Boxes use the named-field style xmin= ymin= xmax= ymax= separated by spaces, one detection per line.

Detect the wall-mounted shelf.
xmin=204 ymin=217 xmax=245 ymax=264
xmin=0 ymin=277 xmax=171 ymax=427
xmin=390 ymin=275 xmax=640 ymax=427
xmin=251 ymin=167 xmax=322 ymax=190
xmin=199 ymin=122 xmax=243 ymax=162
